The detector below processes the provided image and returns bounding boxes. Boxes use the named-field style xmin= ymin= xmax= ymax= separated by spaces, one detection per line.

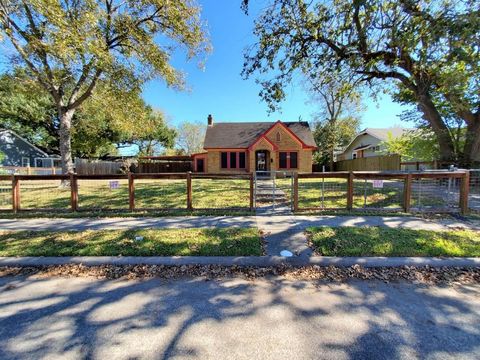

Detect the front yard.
xmin=0 ymin=228 xmax=262 ymax=256
xmin=0 ymin=178 xmax=251 ymax=211
xmin=306 ymin=226 xmax=480 ymax=257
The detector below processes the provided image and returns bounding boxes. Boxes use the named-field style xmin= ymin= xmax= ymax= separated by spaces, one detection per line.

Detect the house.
xmin=192 ymin=115 xmax=317 ymax=173
xmin=337 ymin=127 xmax=409 ymax=161
xmin=0 ymin=129 xmax=60 ymax=167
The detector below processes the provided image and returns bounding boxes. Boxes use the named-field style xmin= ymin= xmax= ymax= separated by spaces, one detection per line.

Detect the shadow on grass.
xmin=0 ymin=228 xmax=263 ymax=257
xmin=307 ymin=227 xmax=480 ymax=257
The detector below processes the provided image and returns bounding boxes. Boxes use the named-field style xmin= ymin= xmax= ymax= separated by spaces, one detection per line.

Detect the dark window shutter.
xmin=279 ymin=152 xmax=287 ymax=168
xmin=230 ymin=152 xmax=237 ymax=168
xmin=290 ymin=152 xmax=298 ymax=168
xmin=221 ymin=152 xmax=228 ymax=168
xmin=239 ymin=152 xmax=246 ymax=168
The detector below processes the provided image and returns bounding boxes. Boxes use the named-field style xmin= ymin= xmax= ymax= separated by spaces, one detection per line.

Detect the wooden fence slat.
xmin=347 ymin=172 xmax=354 ymax=210
xmin=403 ymin=173 xmax=412 ymax=213
xmin=293 ymin=172 xmax=299 ymax=212
xmin=128 ymin=173 xmax=135 ymax=211
xmin=70 ymin=174 xmax=78 ymax=212
xmin=186 ymin=172 xmax=193 ymax=210
xmin=460 ymin=171 xmax=470 ymax=215
xmin=249 ymin=174 xmax=254 ymax=211
xmin=12 ymin=176 xmax=19 ymax=213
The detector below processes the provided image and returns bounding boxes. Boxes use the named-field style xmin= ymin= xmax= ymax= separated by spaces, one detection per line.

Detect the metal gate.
xmin=253 ymin=171 xmax=294 ymax=212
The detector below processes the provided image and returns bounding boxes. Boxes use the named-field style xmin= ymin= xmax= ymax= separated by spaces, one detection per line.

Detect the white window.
xmin=22 ymin=157 xmax=30 ymax=167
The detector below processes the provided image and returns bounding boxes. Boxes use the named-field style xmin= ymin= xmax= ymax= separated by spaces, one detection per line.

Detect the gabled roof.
xmin=342 ymin=127 xmax=411 ymax=154
xmin=361 ymin=127 xmax=410 ymax=141
xmin=0 ymin=129 xmax=52 ymax=156
xmin=203 ymin=121 xmax=317 ymax=149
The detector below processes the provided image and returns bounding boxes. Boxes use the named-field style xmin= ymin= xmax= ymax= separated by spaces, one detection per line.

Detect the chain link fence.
xmin=0 ymin=178 xmax=11 ymax=210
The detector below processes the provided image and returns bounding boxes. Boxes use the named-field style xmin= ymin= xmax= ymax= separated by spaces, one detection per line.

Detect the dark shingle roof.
xmin=203 ymin=121 xmax=316 ymax=149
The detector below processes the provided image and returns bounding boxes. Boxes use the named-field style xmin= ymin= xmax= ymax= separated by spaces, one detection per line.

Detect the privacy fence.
xmin=0 ymin=171 xmax=475 ymax=214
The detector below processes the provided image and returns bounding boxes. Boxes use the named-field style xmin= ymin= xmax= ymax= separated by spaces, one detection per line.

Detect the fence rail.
xmin=294 ymin=170 xmax=470 ymax=214
xmin=0 ymin=171 xmax=473 ymax=214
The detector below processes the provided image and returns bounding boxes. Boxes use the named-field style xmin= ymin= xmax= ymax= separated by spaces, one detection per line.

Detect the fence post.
xmin=347 ymin=171 xmax=354 ymax=210
xmin=403 ymin=173 xmax=412 ymax=213
xmin=70 ymin=173 xmax=78 ymax=212
xmin=460 ymin=171 xmax=470 ymax=215
xmin=128 ymin=172 xmax=135 ymax=211
xmin=293 ymin=172 xmax=299 ymax=212
xmin=249 ymin=173 xmax=254 ymax=211
xmin=186 ymin=172 xmax=193 ymax=210
xmin=12 ymin=175 xmax=20 ymax=213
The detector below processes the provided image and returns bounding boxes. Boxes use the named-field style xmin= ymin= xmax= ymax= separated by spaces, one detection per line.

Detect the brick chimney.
xmin=207 ymin=114 xmax=213 ymax=126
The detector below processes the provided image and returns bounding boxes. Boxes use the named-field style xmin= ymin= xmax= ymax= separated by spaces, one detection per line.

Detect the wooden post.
xmin=416 ymin=161 xmax=420 ymax=171
xmin=403 ymin=173 xmax=412 ymax=213
xmin=186 ymin=172 xmax=193 ymax=210
xmin=70 ymin=173 xmax=78 ymax=212
xmin=347 ymin=171 xmax=354 ymax=210
xmin=293 ymin=172 xmax=299 ymax=212
xmin=460 ymin=171 xmax=470 ymax=215
xmin=249 ymin=173 xmax=254 ymax=211
xmin=26 ymin=166 xmax=31 ymax=175
xmin=12 ymin=175 xmax=20 ymax=213
xmin=128 ymin=172 xmax=135 ymax=211
xmin=51 ymin=167 xmax=56 ymax=175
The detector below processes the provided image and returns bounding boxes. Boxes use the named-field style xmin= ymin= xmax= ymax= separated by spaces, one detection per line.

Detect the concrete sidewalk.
xmin=1 ymin=215 xmax=478 ymax=232
xmin=1 ymin=215 xmax=478 ymax=261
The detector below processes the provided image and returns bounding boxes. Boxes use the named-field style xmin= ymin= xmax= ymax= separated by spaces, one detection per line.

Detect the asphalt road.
xmin=0 ymin=276 xmax=479 ymax=360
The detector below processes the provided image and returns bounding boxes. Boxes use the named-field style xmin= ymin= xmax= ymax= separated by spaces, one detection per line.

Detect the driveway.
xmin=0 ymin=276 xmax=478 ymax=359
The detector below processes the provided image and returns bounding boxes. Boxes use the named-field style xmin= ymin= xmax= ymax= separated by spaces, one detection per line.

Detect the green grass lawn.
xmin=306 ymin=226 xmax=480 ymax=257
xmin=0 ymin=228 xmax=262 ymax=256
xmin=0 ymin=178 xmax=251 ymax=211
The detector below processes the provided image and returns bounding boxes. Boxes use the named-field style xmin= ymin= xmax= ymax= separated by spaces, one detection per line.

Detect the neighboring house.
xmin=192 ymin=115 xmax=317 ymax=173
xmin=0 ymin=129 xmax=60 ymax=167
xmin=337 ymin=127 xmax=409 ymax=161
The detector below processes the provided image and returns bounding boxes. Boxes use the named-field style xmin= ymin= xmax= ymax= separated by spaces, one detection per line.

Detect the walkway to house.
xmin=2 ymin=215 xmax=478 ymax=258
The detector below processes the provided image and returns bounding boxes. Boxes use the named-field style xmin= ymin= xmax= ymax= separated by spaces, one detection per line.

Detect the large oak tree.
xmin=0 ymin=0 xmax=209 ymax=173
xmin=242 ymin=0 xmax=480 ymax=166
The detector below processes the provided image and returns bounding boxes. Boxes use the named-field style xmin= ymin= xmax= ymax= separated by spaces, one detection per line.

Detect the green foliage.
xmin=307 ymin=227 xmax=480 ymax=257
xmin=243 ymin=0 xmax=480 ymax=165
xmin=309 ymin=72 xmax=362 ymax=167
xmin=381 ymin=129 xmax=440 ymax=161
xmin=0 ymin=0 xmax=210 ymax=172
xmin=0 ymin=228 xmax=262 ymax=256
xmin=313 ymin=117 xmax=360 ymax=166
xmin=0 ymin=70 xmax=176 ymax=157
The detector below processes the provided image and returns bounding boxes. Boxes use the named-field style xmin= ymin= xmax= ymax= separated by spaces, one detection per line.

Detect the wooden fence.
xmin=294 ymin=171 xmax=469 ymax=214
xmin=0 ymin=166 xmax=61 ymax=175
xmin=334 ymin=154 xmax=401 ymax=171
xmin=75 ymin=158 xmax=123 ymax=175
xmin=0 ymin=170 xmax=471 ymax=215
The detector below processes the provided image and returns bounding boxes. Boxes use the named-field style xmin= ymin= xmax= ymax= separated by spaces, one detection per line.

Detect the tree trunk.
xmin=58 ymin=108 xmax=75 ymax=174
xmin=417 ymin=93 xmax=456 ymax=162
xmin=462 ymin=119 xmax=480 ymax=168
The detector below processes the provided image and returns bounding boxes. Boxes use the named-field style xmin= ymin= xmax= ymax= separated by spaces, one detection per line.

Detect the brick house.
xmin=192 ymin=115 xmax=317 ymax=173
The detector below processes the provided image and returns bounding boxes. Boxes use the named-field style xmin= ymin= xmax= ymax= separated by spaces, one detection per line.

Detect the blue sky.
xmin=143 ymin=0 xmax=411 ymax=129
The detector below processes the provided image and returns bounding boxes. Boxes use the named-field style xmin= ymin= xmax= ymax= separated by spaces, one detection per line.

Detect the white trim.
xmin=342 ymin=130 xmax=373 ymax=156
xmin=21 ymin=156 xmax=30 ymax=167
xmin=0 ymin=129 xmax=49 ymax=156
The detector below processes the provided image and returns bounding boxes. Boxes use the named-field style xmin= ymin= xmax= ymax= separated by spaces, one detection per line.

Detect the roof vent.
xmin=207 ymin=114 xmax=213 ymax=126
